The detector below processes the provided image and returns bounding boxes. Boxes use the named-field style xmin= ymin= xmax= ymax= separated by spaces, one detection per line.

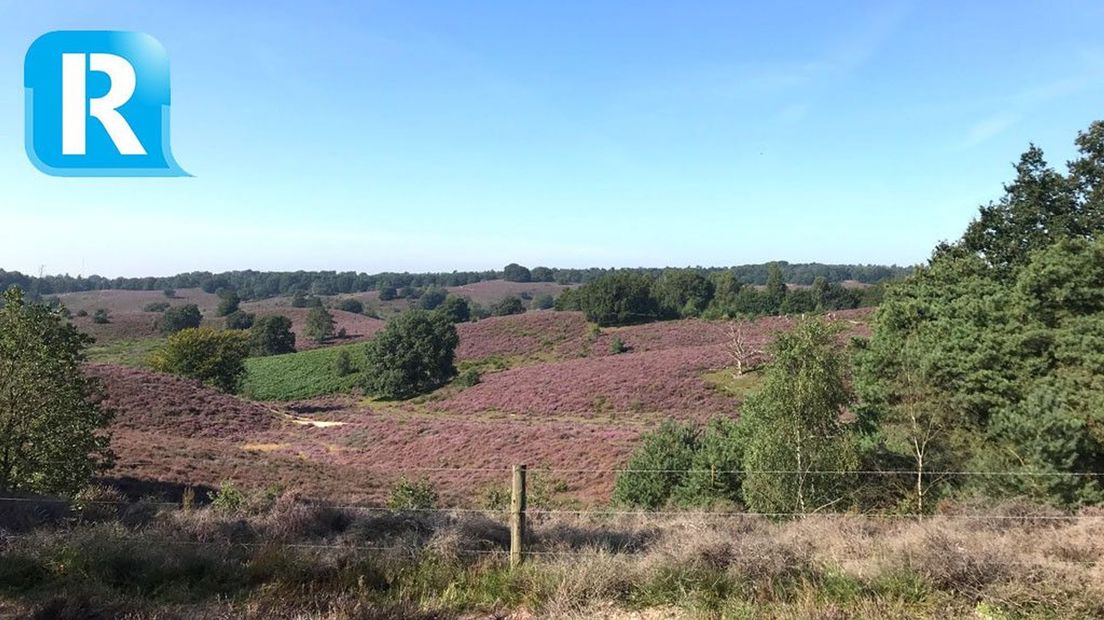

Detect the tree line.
xmin=1 ymin=262 xmax=908 ymax=300
xmin=556 ymin=264 xmax=884 ymax=326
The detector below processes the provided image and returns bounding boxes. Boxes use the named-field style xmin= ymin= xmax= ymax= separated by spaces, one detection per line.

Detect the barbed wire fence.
xmin=3 ymin=463 xmax=1104 ymax=567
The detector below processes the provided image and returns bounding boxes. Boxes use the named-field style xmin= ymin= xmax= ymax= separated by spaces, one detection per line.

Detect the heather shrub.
xmin=388 ymin=478 xmax=438 ymax=511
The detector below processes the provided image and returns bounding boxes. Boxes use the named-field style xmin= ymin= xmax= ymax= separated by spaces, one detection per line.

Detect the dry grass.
xmin=3 ymin=497 xmax=1102 ymax=618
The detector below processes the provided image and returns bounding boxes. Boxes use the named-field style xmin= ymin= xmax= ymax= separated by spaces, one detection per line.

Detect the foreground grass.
xmin=241 ymin=343 xmax=363 ymax=400
xmin=85 ymin=337 xmax=164 ymax=367
xmin=2 ymin=496 xmax=1102 ymax=619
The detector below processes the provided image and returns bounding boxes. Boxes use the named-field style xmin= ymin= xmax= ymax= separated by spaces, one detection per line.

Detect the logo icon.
xmin=24 ymin=31 xmax=188 ymax=176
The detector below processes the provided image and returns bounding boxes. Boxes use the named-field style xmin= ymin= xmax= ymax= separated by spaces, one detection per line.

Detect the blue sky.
xmin=1 ymin=1 xmax=1102 ymax=277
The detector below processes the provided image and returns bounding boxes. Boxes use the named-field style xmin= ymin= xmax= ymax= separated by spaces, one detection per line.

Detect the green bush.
xmin=304 ymin=306 xmax=335 ymax=343
xmin=249 ymin=315 xmax=296 ymax=356
xmin=92 ymin=308 xmax=110 ymax=324
xmin=224 ymin=310 xmax=255 ymax=330
xmin=439 ymin=296 xmax=471 ymax=323
xmin=503 ymin=263 xmax=532 ymax=283
xmin=143 ymin=301 xmax=170 ymax=313
xmin=531 ymin=294 xmax=555 ymax=310
xmin=388 ymin=478 xmax=438 ymax=511
xmin=613 ymin=418 xmax=746 ymax=509
xmin=612 ymin=420 xmax=698 ymax=509
xmin=419 ymin=288 xmax=448 ymax=310
xmin=454 ymin=367 xmax=482 ymax=388
xmin=216 ymin=289 xmax=241 ymax=317
xmin=150 ymin=327 xmax=251 ymax=392
xmin=491 ymin=296 xmax=526 ymax=316
xmin=159 ymin=304 xmax=202 ymax=335
xmin=209 ymin=480 xmax=246 ymax=513
xmin=335 ymin=298 xmax=364 ymax=314
xmin=362 ymin=310 xmax=459 ymax=399
xmin=333 ymin=348 xmax=354 ymax=377
xmin=609 ymin=336 xmax=627 ymax=354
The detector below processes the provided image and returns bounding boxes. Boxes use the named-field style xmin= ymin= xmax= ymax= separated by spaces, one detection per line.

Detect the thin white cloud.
xmin=958 ymin=112 xmax=1023 ymax=149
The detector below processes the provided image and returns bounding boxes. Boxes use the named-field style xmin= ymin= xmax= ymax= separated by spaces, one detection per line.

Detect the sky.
xmin=1 ymin=1 xmax=1103 ymax=278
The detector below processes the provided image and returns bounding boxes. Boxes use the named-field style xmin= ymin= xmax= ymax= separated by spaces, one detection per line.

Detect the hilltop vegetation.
xmin=2 ymin=260 xmax=908 ymax=301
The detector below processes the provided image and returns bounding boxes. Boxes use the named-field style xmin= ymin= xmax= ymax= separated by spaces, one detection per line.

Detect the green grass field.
xmin=241 ymin=343 xmax=363 ymax=401
xmin=85 ymin=337 xmax=164 ymax=367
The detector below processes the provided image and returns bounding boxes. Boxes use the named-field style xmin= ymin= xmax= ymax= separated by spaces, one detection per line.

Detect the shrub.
xmin=305 ymin=306 xmax=336 ymax=343
xmin=216 ymin=289 xmax=241 ymax=317
xmin=531 ymin=294 xmax=555 ymax=310
xmin=388 ymin=478 xmax=438 ymax=511
xmin=335 ymin=298 xmax=364 ymax=314
xmin=362 ymin=310 xmax=459 ymax=399
xmin=609 ymin=336 xmax=628 ymax=354
xmin=143 ymin=301 xmax=170 ymax=313
xmin=250 ymin=315 xmax=296 ymax=356
xmin=150 ymin=327 xmax=251 ymax=392
xmin=159 ymin=304 xmax=202 ymax=335
xmin=454 ymin=367 xmax=482 ymax=388
xmin=612 ymin=420 xmax=698 ymax=509
xmin=91 ymin=308 xmax=110 ymax=324
xmin=163 ymin=288 xmax=176 ymax=298
xmin=440 ymin=296 xmax=471 ymax=323
xmin=491 ymin=296 xmax=526 ymax=316
xmin=333 ymin=349 xmax=354 ymax=377
xmin=503 ymin=263 xmax=532 ymax=283
xmin=75 ymin=309 xmax=88 ymax=317
xmin=419 ymin=288 xmax=448 ymax=310
xmin=378 ymin=286 xmax=398 ymax=301
xmin=224 ymin=310 xmax=255 ymax=330
xmin=291 ymin=291 xmax=321 ymax=308
xmin=209 ymin=480 xmax=246 ymax=513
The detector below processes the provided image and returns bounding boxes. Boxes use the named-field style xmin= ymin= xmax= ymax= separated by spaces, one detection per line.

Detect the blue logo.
xmin=24 ymin=31 xmax=188 ymax=177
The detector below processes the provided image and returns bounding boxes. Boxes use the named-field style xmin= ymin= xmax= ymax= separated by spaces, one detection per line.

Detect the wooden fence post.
xmin=510 ymin=464 xmax=527 ymax=569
